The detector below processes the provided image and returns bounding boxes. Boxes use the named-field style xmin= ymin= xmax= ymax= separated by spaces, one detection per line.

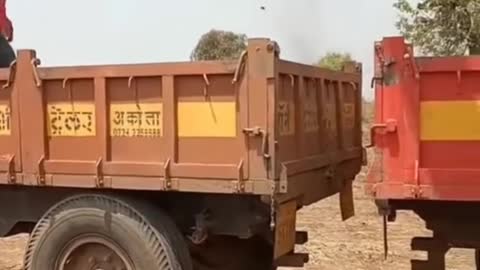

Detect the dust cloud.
xmin=252 ymin=0 xmax=324 ymax=64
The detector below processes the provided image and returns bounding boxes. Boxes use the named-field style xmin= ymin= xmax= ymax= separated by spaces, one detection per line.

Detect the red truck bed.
xmin=368 ymin=36 xmax=480 ymax=201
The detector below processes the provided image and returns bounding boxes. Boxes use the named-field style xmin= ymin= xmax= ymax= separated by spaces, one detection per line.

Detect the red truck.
xmin=369 ymin=36 xmax=480 ymax=269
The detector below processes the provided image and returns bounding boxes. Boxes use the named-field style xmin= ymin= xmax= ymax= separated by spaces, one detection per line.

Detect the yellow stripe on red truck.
xmin=421 ymin=100 xmax=480 ymax=141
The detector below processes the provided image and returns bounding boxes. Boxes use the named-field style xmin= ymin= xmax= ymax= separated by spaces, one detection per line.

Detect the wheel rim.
xmin=56 ymin=234 xmax=134 ymax=270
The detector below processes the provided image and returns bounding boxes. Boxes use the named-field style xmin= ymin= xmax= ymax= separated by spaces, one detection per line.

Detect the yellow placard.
xmin=177 ymin=102 xmax=236 ymax=138
xmin=47 ymin=103 xmax=95 ymax=137
xmin=0 ymin=105 xmax=11 ymax=136
xmin=421 ymin=100 xmax=480 ymax=141
xmin=110 ymin=103 xmax=163 ymax=137
xmin=278 ymin=101 xmax=295 ymax=136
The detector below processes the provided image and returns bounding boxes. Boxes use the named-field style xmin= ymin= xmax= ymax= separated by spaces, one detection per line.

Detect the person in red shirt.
xmin=0 ymin=0 xmax=15 ymax=67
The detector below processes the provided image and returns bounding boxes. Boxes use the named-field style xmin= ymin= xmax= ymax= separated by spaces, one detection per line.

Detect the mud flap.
xmin=273 ymin=200 xmax=297 ymax=259
xmin=340 ymin=179 xmax=355 ymax=221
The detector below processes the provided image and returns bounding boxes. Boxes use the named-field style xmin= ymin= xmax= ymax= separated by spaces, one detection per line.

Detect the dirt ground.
xmin=284 ymin=169 xmax=476 ymax=270
xmin=0 ymin=163 xmax=476 ymax=269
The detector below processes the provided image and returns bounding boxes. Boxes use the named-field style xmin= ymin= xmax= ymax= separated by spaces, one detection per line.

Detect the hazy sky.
xmin=8 ymin=0 xmax=402 ymax=99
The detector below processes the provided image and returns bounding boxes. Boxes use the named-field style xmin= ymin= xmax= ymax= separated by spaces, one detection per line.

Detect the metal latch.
xmin=243 ymin=127 xmax=270 ymax=159
xmin=243 ymin=126 xmax=264 ymax=136
xmin=366 ymin=120 xmax=397 ymax=148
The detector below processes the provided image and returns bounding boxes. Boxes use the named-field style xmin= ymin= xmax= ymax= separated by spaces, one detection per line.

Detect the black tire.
xmin=190 ymin=235 xmax=275 ymax=270
xmin=23 ymin=194 xmax=193 ymax=270
xmin=0 ymin=34 xmax=15 ymax=68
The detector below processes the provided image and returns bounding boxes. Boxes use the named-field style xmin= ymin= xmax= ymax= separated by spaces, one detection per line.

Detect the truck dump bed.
xmin=0 ymin=38 xmax=363 ymax=206
xmin=368 ymin=36 xmax=480 ymax=201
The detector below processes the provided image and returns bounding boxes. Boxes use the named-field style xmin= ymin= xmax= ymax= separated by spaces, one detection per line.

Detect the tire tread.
xmin=23 ymin=194 xmax=192 ymax=270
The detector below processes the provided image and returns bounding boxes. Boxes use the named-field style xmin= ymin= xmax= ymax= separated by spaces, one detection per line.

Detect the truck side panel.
xmin=0 ymin=39 xmax=363 ymax=205
xmin=42 ymin=70 xmax=252 ymax=182
xmin=275 ymin=60 xmax=363 ymax=205
xmin=0 ymin=49 xmax=272 ymax=194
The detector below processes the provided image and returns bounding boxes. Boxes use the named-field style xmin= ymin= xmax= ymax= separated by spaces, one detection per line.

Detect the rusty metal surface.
xmin=0 ymin=38 xmax=363 ymax=200
xmin=274 ymin=199 xmax=297 ymax=259
xmin=274 ymin=59 xmax=363 ymax=205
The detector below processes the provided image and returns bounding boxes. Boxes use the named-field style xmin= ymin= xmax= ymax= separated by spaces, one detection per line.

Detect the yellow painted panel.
xmin=421 ymin=101 xmax=480 ymax=140
xmin=178 ymin=102 xmax=236 ymax=137
xmin=47 ymin=103 xmax=95 ymax=137
xmin=110 ymin=103 xmax=163 ymax=137
xmin=0 ymin=105 xmax=11 ymax=136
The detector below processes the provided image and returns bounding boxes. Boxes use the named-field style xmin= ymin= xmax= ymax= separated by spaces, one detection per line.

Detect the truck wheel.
xmin=23 ymin=194 xmax=192 ymax=270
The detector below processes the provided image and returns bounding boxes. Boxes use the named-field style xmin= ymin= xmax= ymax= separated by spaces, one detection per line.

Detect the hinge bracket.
xmin=408 ymin=185 xmax=424 ymax=199
xmin=95 ymin=157 xmax=104 ymax=188
xmin=414 ymin=159 xmax=419 ymax=184
xmin=235 ymin=159 xmax=245 ymax=193
xmin=7 ymin=155 xmax=15 ymax=184
xmin=279 ymin=163 xmax=288 ymax=193
xmin=36 ymin=155 xmax=45 ymax=186
xmin=163 ymin=158 xmax=172 ymax=190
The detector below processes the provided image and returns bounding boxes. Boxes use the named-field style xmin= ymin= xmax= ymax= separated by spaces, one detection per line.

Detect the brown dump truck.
xmin=0 ymin=38 xmax=363 ymax=269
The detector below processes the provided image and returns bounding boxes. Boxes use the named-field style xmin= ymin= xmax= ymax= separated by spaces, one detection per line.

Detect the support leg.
xmin=476 ymin=249 xmax=480 ymax=270
xmin=411 ymin=237 xmax=449 ymax=270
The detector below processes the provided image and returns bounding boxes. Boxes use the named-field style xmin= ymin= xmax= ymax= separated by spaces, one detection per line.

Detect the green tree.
xmin=316 ymin=52 xmax=353 ymax=71
xmin=394 ymin=0 xmax=480 ymax=56
xmin=190 ymin=29 xmax=247 ymax=61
